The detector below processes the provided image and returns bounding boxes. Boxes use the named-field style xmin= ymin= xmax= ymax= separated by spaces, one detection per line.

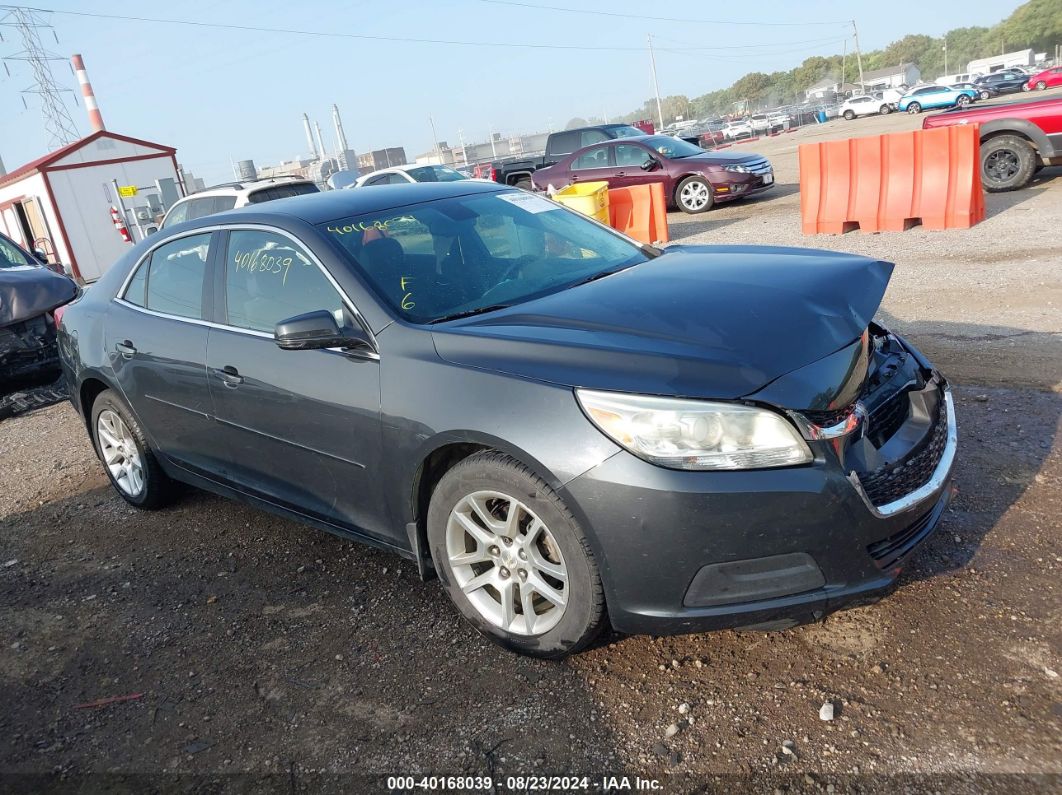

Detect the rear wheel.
xmin=879 ymin=104 xmax=892 ymax=115
xmin=514 ymin=178 xmax=533 ymax=191
xmin=90 ymin=389 xmax=176 ymax=508
xmin=427 ymin=452 xmax=606 ymax=658
xmin=906 ymin=102 xmax=922 ymax=114
xmin=980 ymin=90 xmax=991 ymax=100
xmin=981 ymin=134 xmax=1037 ymax=192
xmin=675 ymin=176 xmax=714 ymax=213
xmin=843 ymin=110 xmax=855 ymax=120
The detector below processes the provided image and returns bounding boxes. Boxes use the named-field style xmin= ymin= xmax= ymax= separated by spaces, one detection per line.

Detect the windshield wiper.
xmin=429 ymin=304 xmax=511 ymax=324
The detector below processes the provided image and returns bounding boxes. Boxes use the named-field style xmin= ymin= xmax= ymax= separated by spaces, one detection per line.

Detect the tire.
xmin=89 ymin=389 xmax=176 ymax=509
xmin=906 ymin=102 xmax=922 ymax=114
xmin=980 ymin=90 xmax=991 ymax=100
xmin=426 ymin=451 xmax=606 ymax=658
xmin=843 ymin=110 xmax=855 ymax=120
xmin=956 ymin=94 xmax=971 ymax=107
xmin=514 ymin=178 xmax=533 ymax=191
xmin=879 ymin=104 xmax=892 ymax=115
xmin=1036 ymin=81 xmax=1047 ymax=91
xmin=675 ymin=175 xmax=714 ymax=214
xmin=981 ymin=134 xmax=1037 ymax=192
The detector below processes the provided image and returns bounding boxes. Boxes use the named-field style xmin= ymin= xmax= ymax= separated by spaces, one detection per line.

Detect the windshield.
xmin=0 ymin=234 xmax=36 ymax=269
xmin=406 ymin=166 xmax=468 ymax=183
xmin=638 ymin=135 xmax=704 ymax=159
xmin=320 ymin=191 xmax=648 ymax=324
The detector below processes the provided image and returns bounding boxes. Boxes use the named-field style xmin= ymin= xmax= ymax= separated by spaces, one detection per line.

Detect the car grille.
xmin=866 ymin=508 xmax=936 ymax=570
xmin=742 ymin=158 xmax=772 ymax=175
xmin=858 ymin=395 xmax=948 ymax=508
xmin=866 ymin=391 xmax=910 ymax=447
xmin=801 ymin=406 xmax=851 ymax=427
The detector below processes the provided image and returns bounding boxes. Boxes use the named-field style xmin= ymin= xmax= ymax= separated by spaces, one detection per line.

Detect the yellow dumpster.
xmin=552 ymin=181 xmax=610 ymax=224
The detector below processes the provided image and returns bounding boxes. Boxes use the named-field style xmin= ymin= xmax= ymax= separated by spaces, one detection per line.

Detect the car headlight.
xmin=575 ymin=389 xmax=813 ymax=471
xmin=723 ymin=164 xmax=750 ymax=173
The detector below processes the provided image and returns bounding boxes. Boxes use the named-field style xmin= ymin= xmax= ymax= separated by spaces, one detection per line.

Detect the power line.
xmin=477 ymin=0 xmax=848 ymax=27
xmin=0 ymin=6 xmax=79 ymax=148
xmin=2 ymin=5 xmax=849 ymax=53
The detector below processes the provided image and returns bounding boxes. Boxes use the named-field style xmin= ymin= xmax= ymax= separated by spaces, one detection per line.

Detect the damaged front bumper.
xmin=0 ymin=313 xmax=62 ymax=382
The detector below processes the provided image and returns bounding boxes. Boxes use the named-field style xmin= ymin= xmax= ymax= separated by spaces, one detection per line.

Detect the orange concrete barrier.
xmin=799 ymin=125 xmax=984 ymax=234
xmin=608 ymin=182 xmax=670 ymax=245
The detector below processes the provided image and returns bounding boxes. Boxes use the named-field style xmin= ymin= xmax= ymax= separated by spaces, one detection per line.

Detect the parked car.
xmin=923 ymin=96 xmax=1062 ymax=191
xmin=531 ymin=135 xmax=773 ymax=213
xmin=898 ymin=84 xmax=977 ymax=113
xmin=474 ymin=124 xmax=647 ymax=190
xmin=57 ymin=181 xmax=958 ymax=657
xmin=749 ymin=114 xmax=771 ymax=134
xmin=1026 ymin=66 xmax=1062 ymax=91
xmin=353 ymin=164 xmax=468 ymax=188
xmin=840 ymin=94 xmax=893 ymax=119
xmin=161 ymin=178 xmax=319 ymax=229
xmin=722 ymin=119 xmax=754 ymax=140
xmin=974 ymin=72 xmax=1028 ymax=95
xmin=1 ymin=231 xmax=78 ymax=385
xmin=952 ymin=81 xmax=998 ymax=101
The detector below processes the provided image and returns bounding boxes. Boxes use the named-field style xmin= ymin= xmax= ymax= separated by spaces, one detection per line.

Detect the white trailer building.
xmin=967 ymin=49 xmax=1035 ymax=75
xmin=0 ymin=131 xmax=182 ymax=282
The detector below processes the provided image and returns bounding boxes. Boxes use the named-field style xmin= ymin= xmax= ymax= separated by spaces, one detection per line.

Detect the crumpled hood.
xmin=0 ymin=265 xmax=78 ymax=326
xmin=432 ymin=245 xmax=893 ymax=401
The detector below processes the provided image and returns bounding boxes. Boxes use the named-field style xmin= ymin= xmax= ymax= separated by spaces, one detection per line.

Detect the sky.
xmin=0 ymin=0 xmax=1026 ymax=184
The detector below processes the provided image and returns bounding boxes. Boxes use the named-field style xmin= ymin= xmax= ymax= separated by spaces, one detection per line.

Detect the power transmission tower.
xmin=1 ymin=6 xmax=80 ymax=149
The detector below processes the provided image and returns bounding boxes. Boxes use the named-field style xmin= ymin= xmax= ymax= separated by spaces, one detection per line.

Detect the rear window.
xmin=123 ymin=233 xmax=211 ymax=320
xmin=405 ymin=166 xmax=468 ymax=183
xmin=247 ymin=183 xmax=320 ymax=203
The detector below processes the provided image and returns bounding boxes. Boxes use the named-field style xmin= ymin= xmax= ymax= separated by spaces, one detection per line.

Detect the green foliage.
xmin=614 ymin=0 xmax=1062 ymax=123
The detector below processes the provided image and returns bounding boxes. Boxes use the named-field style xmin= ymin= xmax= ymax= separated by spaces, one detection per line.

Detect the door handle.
xmin=616 ymin=171 xmax=626 ymax=176
xmin=214 ymin=365 xmax=244 ymax=388
xmin=114 ymin=340 xmax=137 ymax=358
xmin=570 ymin=174 xmax=580 ymax=182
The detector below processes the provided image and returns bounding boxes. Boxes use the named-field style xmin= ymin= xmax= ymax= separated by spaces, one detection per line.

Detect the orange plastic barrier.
xmin=607 ymin=182 xmax=670 ymax=245
xmin=799 ymin=125 xmax=984 ymax=234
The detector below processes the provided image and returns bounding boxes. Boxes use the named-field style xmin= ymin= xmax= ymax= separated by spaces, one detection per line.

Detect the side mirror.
xmin=641 ymin=157 xmax=659 ymax=171
xmin=274 ymin=310 xmax=371 ymax=352
xmin=33 ymin=249 xmax=49 ymax=265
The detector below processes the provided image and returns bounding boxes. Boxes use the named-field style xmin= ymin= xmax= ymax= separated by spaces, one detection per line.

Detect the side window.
xmin=548 ymin=131 xmax=579 ymax=156
xmin=614 ymin=144 xmax=650 ymax=168
xmin=224 ymin=229 xmax=343 ymax=334
xmin=572 ymin=146 xmax=610 ymax=170
xmin=580 ymin=130 xmax=609 ymax=147
xmin=183 ymin=198 xmax=214 ymax=222
xmin=162 ymin=201 xmax=190 ymax=228
xmin=386 ymin=173 xmax=410 ymax=185
xmin=124 ymin=233 xmax=211 ymax=319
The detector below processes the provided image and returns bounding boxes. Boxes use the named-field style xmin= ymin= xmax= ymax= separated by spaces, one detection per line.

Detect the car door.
xmin=567 ymin=144 xmax=616 ymax=185
xmin=611 ymin=143 xmax=659 ymax=189
xmin=204 ymin=226 xmax=390 ymax=541
xmin=108 ymin=231 xmax=222 ymax=475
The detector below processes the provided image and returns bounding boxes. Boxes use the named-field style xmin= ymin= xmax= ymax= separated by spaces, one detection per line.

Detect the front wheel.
xmin=1036 ymin=81 xmax=1047 ymax=91
xmin=981 ymin=134 xmax=1037 ymax=192
xmin=675 ymin=175 xmax=714 ymax=213
xmin=427 ymin=452 xmax=606 ymax=658
xmin=843 ymin=110 xmax=855 ymax=120
xmin=956 ymin=94 xmax=971 ymax=107
xmin=90 ymin=389 xmax=176 ymax=509
xmin=980 ymin=90 xmax=991 ymax=100
xmin=906 ymin=102 xmax=922 ymax=114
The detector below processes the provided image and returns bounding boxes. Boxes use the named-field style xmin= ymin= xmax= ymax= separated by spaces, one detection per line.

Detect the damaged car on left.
xmin=0 ymin=231 xmax=79 ymax=388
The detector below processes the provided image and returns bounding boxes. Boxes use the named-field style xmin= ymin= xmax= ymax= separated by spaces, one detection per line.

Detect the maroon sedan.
xmin=531 ymin=135 xmax=774 ymax=213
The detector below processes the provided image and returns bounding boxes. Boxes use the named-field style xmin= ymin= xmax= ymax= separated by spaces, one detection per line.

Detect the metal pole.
xmin=489 ymin=125 xmax=497 ymax=159
xmin=648 ymin=34 xmax=664 ymax=130
xmin=111 ymin=179 xmax=137 ymax=243
xmin=852 ymin=20 xmax=865 ymax=93
xmin=943 ymin=35 xmax=948 ymax=77
xmin=841 ymin=38 xmax=847 ymax=88
xmin=429 ymin=114 xmax=440 ymax=162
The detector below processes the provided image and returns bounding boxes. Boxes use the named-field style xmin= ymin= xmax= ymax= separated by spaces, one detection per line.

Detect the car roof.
xmin=177 ymin=180 xmax=511 ymax=227
xmin=178 ymin=177 xmax=315 ymax=199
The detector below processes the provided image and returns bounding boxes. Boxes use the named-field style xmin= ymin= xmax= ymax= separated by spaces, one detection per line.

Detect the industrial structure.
xmin=254 ymin=106 xmax=361 ymax=185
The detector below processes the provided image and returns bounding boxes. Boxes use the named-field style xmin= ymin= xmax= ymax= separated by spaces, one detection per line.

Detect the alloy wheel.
xmin=1036 ymin=81 xmax=1047 ymax=91
xmin=679 ymin=181 xmax=710 ymax=211
xmin=984 ymin=149 xmax=1021 ymax=182
xmin=96 ymin=409 xmax=144 ymax=497
xmin=907 ymin=103 xmax=921 ymax=114
xmin=445 ymin=490 xmax=568 ymax=636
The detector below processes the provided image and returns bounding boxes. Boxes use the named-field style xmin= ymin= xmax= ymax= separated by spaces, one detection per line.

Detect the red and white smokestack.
xmin=72 ymin=54 xmax=105 ymax=132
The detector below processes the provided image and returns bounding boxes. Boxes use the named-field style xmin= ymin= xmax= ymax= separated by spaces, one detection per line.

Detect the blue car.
xmin=898 ymin=84 xmax=977 ymax=114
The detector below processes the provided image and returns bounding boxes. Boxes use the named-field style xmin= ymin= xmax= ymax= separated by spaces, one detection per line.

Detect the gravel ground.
xmin=1 ymin=112 xmax=1060 ymax=793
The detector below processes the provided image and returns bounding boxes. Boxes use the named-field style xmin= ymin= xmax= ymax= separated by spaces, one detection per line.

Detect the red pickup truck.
xmin=922 ymin=96 xmax=1062 ymax=191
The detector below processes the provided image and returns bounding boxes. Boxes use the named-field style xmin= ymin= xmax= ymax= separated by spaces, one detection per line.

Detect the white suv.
xmin=161 ymin=178 xmax=319 ymax=229
xmin=840 ymin=95 xmax=893 ymax=120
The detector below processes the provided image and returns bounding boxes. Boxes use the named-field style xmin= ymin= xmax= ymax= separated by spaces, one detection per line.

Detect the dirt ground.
xmin=1 ymin=109 xmax=1060 ymax=793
